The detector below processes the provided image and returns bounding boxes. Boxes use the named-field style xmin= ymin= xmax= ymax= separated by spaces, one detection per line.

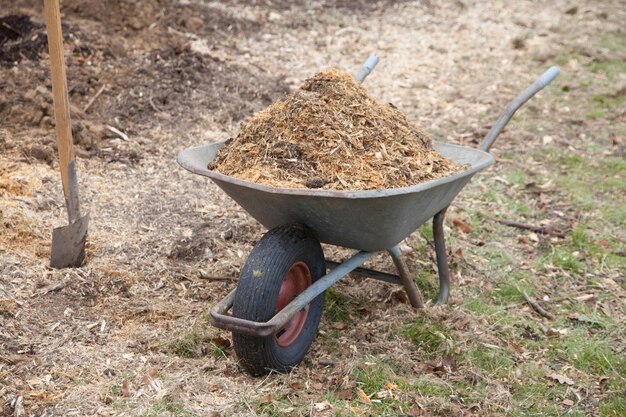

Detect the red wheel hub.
xmin=275 ymin=261 xmax=311 ymax=347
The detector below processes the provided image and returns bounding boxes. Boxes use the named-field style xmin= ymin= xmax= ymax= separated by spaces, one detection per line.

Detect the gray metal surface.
xmin=433 ymin=209 xmax=450 ymax=305
xmin=178 ymin=141 xmax=494 ymax=251
xmin=480 ymin=66 xmax=560 ymax=151
xmin=355 ymin=53 xmax=380 ymax=83
xmin=51 ymin=211 xmax=89 ymax=268
xmin=51 ymin=159 xmax=89 ymax=268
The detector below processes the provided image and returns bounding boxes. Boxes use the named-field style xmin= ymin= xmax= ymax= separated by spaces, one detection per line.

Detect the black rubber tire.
xmin=232 ymin=224 xmax=326 ymax=376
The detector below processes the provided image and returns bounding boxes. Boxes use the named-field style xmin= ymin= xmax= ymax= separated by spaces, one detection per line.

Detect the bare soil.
xmin=1 ymin=1 xmax=624 ymax=416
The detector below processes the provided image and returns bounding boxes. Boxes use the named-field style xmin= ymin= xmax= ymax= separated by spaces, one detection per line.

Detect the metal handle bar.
xmin=479 ymin=66 xmax=560 ymax=152
xmin=355 ymin=53 xmax=380 ymax=83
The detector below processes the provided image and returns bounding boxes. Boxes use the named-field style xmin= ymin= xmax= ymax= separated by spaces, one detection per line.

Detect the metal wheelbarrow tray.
xmin=177 ymin=66 xmax=560 ymax=376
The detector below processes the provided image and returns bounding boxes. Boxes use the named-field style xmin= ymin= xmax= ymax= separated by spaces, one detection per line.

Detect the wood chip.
xmin=212 ymin=69 xmax=463 ymax=190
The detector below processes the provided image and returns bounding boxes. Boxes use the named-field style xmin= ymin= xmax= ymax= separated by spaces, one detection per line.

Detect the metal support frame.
xmin=388 ymin=246 xmax=425 ymax=308
xmin=210 ymin=251 xmax=376 ymax=336
xmin=433 ymin=208 xmax=451 ymax=305
xmin=327 ymin=248 xmax=425 ymax=309
xmin=210 ymin=208 xmax=459 ymax=336
xmin=210 ymin=241 xmax=438 ymax=336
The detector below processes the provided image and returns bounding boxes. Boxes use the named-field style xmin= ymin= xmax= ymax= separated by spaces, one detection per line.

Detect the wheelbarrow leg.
xmin=433 ymin=208 xmax=451 ymax=305
xmin=388 ymin=246 xmax=424 ymax=308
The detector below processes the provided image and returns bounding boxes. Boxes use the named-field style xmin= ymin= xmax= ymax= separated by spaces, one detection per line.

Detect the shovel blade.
xmin=50 ymin=212 xmax=89 ymax=268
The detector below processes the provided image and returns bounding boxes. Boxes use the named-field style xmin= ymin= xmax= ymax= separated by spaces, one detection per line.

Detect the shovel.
xmin=45 ymin=0 xmax=89 ymax=268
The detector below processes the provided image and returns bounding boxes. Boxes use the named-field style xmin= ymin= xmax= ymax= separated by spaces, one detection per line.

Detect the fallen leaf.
xmin=538 ymin=192 xmax=551 ymax=209
xmin=599 ymin=376 xmax=609 ymax=391
xmin=313 ymin=401 xmax=332 ymax=411
xmin=442 ymin=355 xmax=458 ymax=372
xmin=376 ymin=389 xmax=392 ymax=399
xmin=384 ymin=382 xmax=398 ymax=390
xmin=120 ymin=380 xmax=130 ymax=397
xmin=610 ymin=134 xmax=623 ymax=146
xmin=212 ymin=336 xmax=231 ymax=348
xmin=258 ymin=394 xmax=273 ymax=404
xmin=595 ymin=239 xmax=611 ymax=249
xmin=600 ymin=278 xmax=617 ymax=288
xmin=452 ymin=218 xmax=473 ymax=234
xmin=546 ymin=372 xmax=575 ymax=386
xmin=507 ymin=340 xmax=523 ymax=352
xmin=336 ymin=388 xmax=353 ymax=400
xmin=562 ymin=398 xmax=574 ymax=406
xmin=356 ymin=387 xmax=372 ymax=403
xmin=547 ymin=328 xmax=568 ymax=336
xmin=407 ymin=405 xmax=424 ymax=417
xmin=453 ymin=315 xmax=471 ymax=330
xmin=331 ymin=322 xmax=346 ymax=330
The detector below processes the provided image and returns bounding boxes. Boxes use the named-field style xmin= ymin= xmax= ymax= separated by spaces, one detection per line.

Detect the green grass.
xmin=401 ymin=316 xmax=453 ymax=357
xmin=589 ymin=59 xmax=626 ymax=81
xmin=465 ymin=348 xmax=514 ymax=378
xmin=170 ymin=328 xmax=224 ymax=359
xmin=145 ymin=398 xmax=197 ymax=417
xmin=348 ymin=360 xmax=415 ymax=415
xmin=352 ymin=360 xmax=400 ymax=394
xmin=528 ymin=145 xmax=625 ymax=275
xmin=600 ymin=395 xmax=626 ymax=417
xmin=547 ymin=245 xmax=583 ymax=274
xmin=323 ymin=287 xmax=353 ymax=323
xmin=489 ymin=280 xmax=527 ymax=305
xmin=571 ymin=225 xmax=588 ymax=249
xmin=598 ymin=32 xmax=626 ymax=53
xmin=171 ymin=329 xmax=204 ymax=358
xmin=587 ymin=92 xmax=626 ymax=118
xmin=413 ymin=269 xmax=438 ymax=299
xmin=255 ymin=395 xmax=295 ymax=417
xmin=554 ymin=52 xmax=583 ymax=67
xmin=463 ymin=297 xmax=500 ymax=315
xmin=549 ymin=331 xmax=626 ymax=384
xmin=419 ymin=223 xmax=434 ymax=241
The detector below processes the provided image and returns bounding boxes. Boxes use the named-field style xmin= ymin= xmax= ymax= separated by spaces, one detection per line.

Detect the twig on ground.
xmin=105 ymin=125 xmax=130 ymax=141
xmin=83 ymin=84 xmax=106 ymax=112
xmin=487 ymin=217 xmax=566 ymax=238
xmin=198 ymin=270 xmax=236 ymax=281
xmin=37 ymin=279 xmax=70 ymax=296
xmin=520 ymin=289 xmax=555 ymax=320
xmin=149 ymin=96 xmax=162 ymax=113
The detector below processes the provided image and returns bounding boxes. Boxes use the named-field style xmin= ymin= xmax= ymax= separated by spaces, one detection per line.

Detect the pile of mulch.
xmin=211 ymin=69 xmax=463 ymax=190
xmin=0 ymin=14 xmax=49 ymax=67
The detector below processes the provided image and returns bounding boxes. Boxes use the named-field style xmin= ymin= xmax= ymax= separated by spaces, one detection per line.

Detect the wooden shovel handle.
xmin=44 ymin=0 xmax=74 ymax=199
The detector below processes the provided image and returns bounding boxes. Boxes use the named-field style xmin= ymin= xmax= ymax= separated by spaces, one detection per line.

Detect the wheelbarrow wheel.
xmin=232 ymin=224 xmax=326 ymax=376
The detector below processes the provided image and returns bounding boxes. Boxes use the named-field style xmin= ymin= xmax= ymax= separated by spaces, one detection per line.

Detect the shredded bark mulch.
xmin=211 ymin=69 xmax=463 ymax=190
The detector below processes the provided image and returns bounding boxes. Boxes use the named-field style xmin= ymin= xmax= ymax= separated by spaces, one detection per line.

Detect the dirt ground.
xmin=1 ymin=0 xmax=624 ymax=416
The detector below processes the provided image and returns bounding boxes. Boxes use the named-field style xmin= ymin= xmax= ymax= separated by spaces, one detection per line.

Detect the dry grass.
xmin=0 ymin=1 xmax=624 ymax=416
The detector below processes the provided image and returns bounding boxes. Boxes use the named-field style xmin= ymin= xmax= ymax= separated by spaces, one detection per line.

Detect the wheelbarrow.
xmin=177 ymin=63 xmax=559 ymax=376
